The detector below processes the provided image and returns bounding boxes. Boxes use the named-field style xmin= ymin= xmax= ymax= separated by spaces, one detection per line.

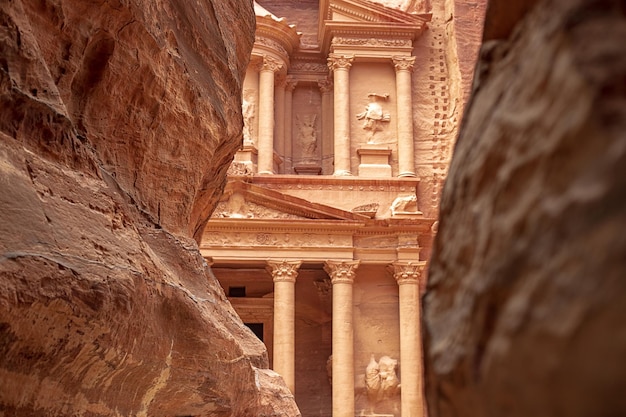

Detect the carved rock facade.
xmin=203 ymin=1 xmax=487 ymax=416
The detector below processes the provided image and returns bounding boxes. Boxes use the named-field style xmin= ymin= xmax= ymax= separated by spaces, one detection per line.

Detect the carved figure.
xmin=357 ymin=93 xmax=390 ymax=143
xmin=390 ymin=194 xmax=421 ymax=216
xmin=364 ymin=355 xmax=400 ymax=412
xmin=242 ymin=95 xmax=255 ymax=145
xmin=297 ymin=114 xmax=318 ymax=160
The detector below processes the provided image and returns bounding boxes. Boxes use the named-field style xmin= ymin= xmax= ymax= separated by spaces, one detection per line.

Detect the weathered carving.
xmin=352 ymin=203 xmax=379 ymax=218
xmin=392 ymin=56 xmax=416 ymax=72
xmin=332 ymin=37 xmax=412 ymax=48
xmin=365 ymin=355 xmax=401 ymax=411
xmin=212 ymin=197 xmax=307 ymax=220
xmin=297 ymin=114 xmax=318 ymax=160
xmin=327 ymin=54 xmax=354 ymax=71
xmin=285 ymin=76 xmax=298 ymax=92
xmin=226 ymin=161 xmax=254 ymax=178
xmin=317 ymin=78 xmax=333 ymax=94
xmin=255 ymin=36 xmax=288 ymax=59
xmin=242 ymin=91 xmax=256 ymax=145
xmin=291 ymin=62 xmax=329 ymax=73
xmin=314 ymin=278 xmax=332 ymax=297
xmin=357 ymin=93 xmax=391 ymax=143
xmin=390 ymin=194 xmax=421 ymax=216
xmin=258 ymin=55 xmax=283 ymax=73
xmin=203 ymin=231 xmax=353 ymax=247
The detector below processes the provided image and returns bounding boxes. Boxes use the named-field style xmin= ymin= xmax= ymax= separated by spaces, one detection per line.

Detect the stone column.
xmin=392 ymin=56 xmax=417 ymax=177
xmin=274 ymin=76 xmax=286 ymax=174
xmin=324 ymin=260 xmax=360 ymax=417
xmin=284 ymin=77 xmax=297 ymax=174
xmin=267 ymin=259 xmax=302 ymax=394
xmin=327 ymin=54 xmax=354 ymax=176
xmin=391 ymin=261 xmax=427 ymax=417
xmin=257 ymin=56 xmax=283 ymax=174
xmin=318 ymin=78 xmax=334 ymax=175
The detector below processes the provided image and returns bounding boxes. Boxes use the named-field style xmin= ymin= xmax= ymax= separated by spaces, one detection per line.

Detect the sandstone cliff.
xmin=424 ymin=0 xmax=626 ymax=416
xmin=0 ymin=1 xmax=299 ymax=416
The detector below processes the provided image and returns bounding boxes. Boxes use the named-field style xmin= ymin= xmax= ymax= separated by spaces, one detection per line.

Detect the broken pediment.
xmin=326 ymin=0 xmax=429 ymax=25
xmin=320 ymin=0 xmax=432 ymax=53
xmin=210 ymin=181 xmax=371 ymax=221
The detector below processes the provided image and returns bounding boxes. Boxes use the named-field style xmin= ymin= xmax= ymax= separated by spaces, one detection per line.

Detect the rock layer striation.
xmin=424 ymin=0 xmax=626 ymax=416
xmin=0 ymin=0 xmax=299 ymax=416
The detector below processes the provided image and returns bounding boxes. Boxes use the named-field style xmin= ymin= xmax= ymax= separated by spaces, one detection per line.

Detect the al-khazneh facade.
xmin=200 ymin=1 xmax=484 ymax=416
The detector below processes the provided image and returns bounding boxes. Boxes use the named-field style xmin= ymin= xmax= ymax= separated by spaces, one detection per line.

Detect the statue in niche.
xmin=364 ymin=355 xmax=400 ymax=414
xmin=357 ymin=93 xmax=390 ymax=144
xmin=297 ymin=114 xmax=318 ymax=160
xmin=242 ymin=94 xmax=255 ymax=146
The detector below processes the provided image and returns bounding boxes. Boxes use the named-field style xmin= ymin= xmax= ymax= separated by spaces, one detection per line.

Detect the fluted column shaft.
xmin=324 ymin=260 xmax=360 ymax=417
xmin=268 ymin=260 xmax=302 ymax=394
xmin=258 ymin=56 xmax=283 ymax=174
xmin=393 ymin=56 xmax=417 ymax=177
xmin=328 ymin=54 xmax=354 ymax=176
xmin=392 ymin=261 xmax=427 ymax=417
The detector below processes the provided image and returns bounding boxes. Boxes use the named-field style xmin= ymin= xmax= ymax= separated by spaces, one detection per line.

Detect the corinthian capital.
xmin=267 ymin=260 xmax=302 ymax=283
xmin=317 ymin=78 xmax=333 ymax=93
xmin=390 ymin=261 xmax=426 ymax=285
xmin=324 ymin=260 xmax=360 ymax=284
xmin=392 ymin=56 xmax=416 ymax=72
xmin=257 ymin=55 xmax=284 ymax=73
xmin=327 ymin=54 xmax=354 ymax=71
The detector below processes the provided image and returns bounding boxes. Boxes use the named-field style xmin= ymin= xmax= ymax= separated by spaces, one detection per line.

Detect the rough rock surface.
xmin=0 ymin=0 xmax=300 ymax=416
xmin=424 ymin=0 xmax=626 ymax=416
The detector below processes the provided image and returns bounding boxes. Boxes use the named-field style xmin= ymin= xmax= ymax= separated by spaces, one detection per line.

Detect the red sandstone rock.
xmin=0 ymin=0 xmax=299 ymax=416
xmin=424 ymin=0 xmax=626 ymax=416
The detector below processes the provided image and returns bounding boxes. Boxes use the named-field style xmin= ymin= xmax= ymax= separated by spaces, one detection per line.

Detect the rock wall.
xmin=0 ymin=0 xmax=300 ymax=416
xmin=424 ymin=0 xmax=626 ymax=416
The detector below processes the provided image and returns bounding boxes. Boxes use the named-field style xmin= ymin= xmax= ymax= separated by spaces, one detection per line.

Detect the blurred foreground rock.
xmin=424 ymin=0 xmax=626 ymax=416
xmin=0 ymin=0 xmax=300 ymax=415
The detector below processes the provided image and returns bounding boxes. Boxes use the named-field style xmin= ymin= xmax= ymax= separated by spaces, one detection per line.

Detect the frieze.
xmin=203 ymin=231 xmax=353 ymax=248
xmin=290 ymin=62 xmax=329 ymax=73
xmin=331 ymin=37 xmax=412 ymax=48
xmin=254 ymin=36 xmax=288 ymax=59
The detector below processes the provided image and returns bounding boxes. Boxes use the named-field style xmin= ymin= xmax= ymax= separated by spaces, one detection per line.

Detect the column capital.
xmin=267 ymin=260 xmax=302 ymax=283
xmin=257 ymin=55 xmax=284 ymax=73
xmin=389 ymin=261 xmax=427 ymax=285
xmin=285 ymin=76 xmax=298 ymax=92
xmin=324 ymin=260 xmax=360 ymax=285
xmin=392 ymin=56 xmax=416 ymax=72
xmin=327 ymin=54 xmax=354 ymax=71
xmin=318 ymin=78 xmax=333 ymax=93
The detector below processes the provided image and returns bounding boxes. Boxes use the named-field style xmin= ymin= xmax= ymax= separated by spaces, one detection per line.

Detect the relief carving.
xmin=390 ymin=194 xmax=421 ymax=216
xmin=364 ymin=355 xmax=401 ymax=415
xmin=297 ymin=114 xmax=318 ymax=161
xmin=332 ymin=37 xmax=412 ymax=48
xmin=357 ymin=93 xmax=391 ymax=143
xmin=242 ymin=90 xmax=256 ymax=145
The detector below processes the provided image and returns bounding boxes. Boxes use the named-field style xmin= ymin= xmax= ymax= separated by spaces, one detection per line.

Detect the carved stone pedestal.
xmin=294 ymin=164 xmax=322 ymax=175
xmin=357 ymin=146 xmax=392 ymax=177
xmin=234 ymin=144 xmax=258 ymax=173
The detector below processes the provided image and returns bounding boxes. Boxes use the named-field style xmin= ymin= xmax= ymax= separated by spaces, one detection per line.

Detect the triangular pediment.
xmin=210 ymin=181 xmax=370 ymax=221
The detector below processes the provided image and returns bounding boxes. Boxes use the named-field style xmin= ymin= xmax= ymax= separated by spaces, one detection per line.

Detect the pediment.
xmin=327 ymin=0 xmax=428 ymax=25
xmin=210 ymin=181 xmax=370 ymax=221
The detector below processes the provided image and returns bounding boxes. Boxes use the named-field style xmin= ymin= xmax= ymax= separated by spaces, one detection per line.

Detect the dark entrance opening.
xmin=245 ymin=322 xmax=264 ymax=341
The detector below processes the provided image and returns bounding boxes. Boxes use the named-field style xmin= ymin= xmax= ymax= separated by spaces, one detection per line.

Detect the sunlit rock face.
xmin=424 ymin=0 xmax=626 ymax=416
xmin=0 ymin=0 xmax=300 ymax=416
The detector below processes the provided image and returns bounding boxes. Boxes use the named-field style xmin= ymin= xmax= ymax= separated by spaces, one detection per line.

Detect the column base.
xmin=294 ymin=164 xmax=322 ymax=175
xmin=333 ymin=170 xmax=353 ymax=176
